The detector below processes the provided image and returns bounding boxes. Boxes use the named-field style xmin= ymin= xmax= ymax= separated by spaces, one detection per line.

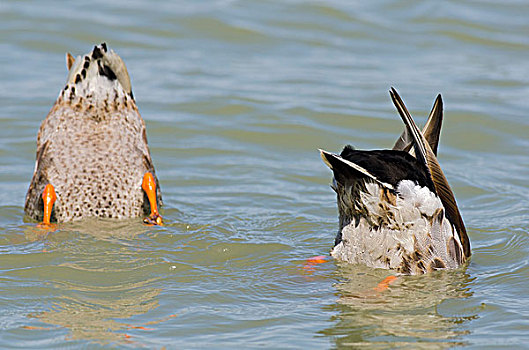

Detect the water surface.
xmin=1 ymin=1 xmax=529 ymax=348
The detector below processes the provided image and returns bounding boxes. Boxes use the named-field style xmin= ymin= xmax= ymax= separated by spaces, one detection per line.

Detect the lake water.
xmin=1 ymin=1 xmax=529 ymax=348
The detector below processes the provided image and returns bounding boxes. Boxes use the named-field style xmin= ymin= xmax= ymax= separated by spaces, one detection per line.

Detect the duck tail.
xmin=389 ymin=87 xmax=470 ymax=258
xmin=64 ymin=43 xmax=134 ymax=99
xmin=393 ymin=93 xmax=443 ymax=156
xmin=319 ymin=148 xmax=394 ymax=191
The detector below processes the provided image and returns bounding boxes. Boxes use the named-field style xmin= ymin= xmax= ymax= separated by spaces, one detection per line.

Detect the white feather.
xmin=331 ymin=179 xmax=463 ymax=274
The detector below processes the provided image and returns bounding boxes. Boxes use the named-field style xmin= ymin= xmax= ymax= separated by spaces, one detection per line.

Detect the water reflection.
xmin=321 ymin=262 xmax=476 ymax=348
xmin=22 ymin=217 xmax=152 ymax=242
xmin=19 ymin=220 xmax=169 ymax=345
xmin=31 ymin=286 xmax=161 ymax=344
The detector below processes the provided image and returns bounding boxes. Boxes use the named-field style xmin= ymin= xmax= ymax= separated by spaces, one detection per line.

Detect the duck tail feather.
xmin=65 ymin=42 xmax=133 ymax=98
xmin=319 ymin=149 xmax=394 ymax=190
xmin=389 ymin=88 xmax=470 ymax=258
xmin=392 ymin=93 xmax=443 ymax=157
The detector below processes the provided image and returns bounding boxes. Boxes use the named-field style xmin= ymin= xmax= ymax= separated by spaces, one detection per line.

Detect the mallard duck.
xmin=24 ymin=43 xmax=162 ymax=226
xmin=320 ymin=88 xmax=470 ymax=274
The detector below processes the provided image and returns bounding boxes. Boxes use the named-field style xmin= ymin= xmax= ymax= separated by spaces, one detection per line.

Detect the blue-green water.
xmin=1 ymin=1 xmax=529 ymax=348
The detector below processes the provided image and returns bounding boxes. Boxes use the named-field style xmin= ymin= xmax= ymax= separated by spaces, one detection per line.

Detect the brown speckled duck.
xmin=320 ymin=88 xmax=471 ymax=275
xmin=25 ymin=43 xmax=162 ymax=226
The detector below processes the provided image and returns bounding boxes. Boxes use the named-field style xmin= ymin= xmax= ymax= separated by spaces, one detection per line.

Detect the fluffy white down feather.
xmin=396 ymin=180 xmax=442 ymax=218
xmin=331 ymin=180 xmax=462 ymax=274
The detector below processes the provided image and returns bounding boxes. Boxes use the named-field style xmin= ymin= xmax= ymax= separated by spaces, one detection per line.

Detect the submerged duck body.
xmin=320 ymin=89 xmax=470 ymax=275
xmin=25 ymin=43 xmax=162 ymax=224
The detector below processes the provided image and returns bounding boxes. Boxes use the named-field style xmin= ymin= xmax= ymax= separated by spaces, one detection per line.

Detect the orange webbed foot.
xmin=143 ymin=214 xmax=163 ymax=226
xmin=36 ymin=222 xmax=57 ymax=230
xmin=142 ymin=172 xmax=163 ymax=226
xmin=302 ymin=255 xmax=328 ymax=275
xmin=374 ymin=275 xmax=398 ymax=293
xmin=37 ymin=184 xmax=57 ymax=229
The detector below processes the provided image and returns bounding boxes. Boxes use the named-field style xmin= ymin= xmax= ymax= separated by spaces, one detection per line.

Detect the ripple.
xmin=2 ymin=0 xmax=529 ymax=347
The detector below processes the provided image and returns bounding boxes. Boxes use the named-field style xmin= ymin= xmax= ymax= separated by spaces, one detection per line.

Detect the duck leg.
xmin=373 ymin=275 xmax=398 ymax=293
xmin=142 ymin=172 xmax=163 ymax=225
xmin=38 ymin=184 xmax=57 ymax=228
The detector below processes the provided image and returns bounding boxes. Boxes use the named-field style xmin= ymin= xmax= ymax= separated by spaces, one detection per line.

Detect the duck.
xmin=24 ymin=43 xmax=163 ymax=226
xmin=320 ymin=88 xmax=470 ymax=274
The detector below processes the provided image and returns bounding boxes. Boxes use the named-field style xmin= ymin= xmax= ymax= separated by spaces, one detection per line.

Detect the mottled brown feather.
xmin=25 ymin=43 xmax=162 ymax=223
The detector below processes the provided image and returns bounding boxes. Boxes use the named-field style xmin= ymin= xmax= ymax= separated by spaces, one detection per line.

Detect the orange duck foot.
xmin=37 ymin=184 xmax=57 ymax=229
xmin=374 ymin=275 xmax=398 ymax=293
xmin=142 ymin=172 xmax=163 ymax=226
xmin=143 ymin=214 xmax=163 ymax=226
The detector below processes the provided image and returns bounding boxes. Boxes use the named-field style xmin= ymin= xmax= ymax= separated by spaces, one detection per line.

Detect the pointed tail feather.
xmin=389 ymin=88 xmax=427 ymax=164
xmin=421 ymin=94 xmax=443 ymax=156
xmin=66 ymin=52 xmax=75 ymax=71
xmin=392 ymin=124 xmax=413 ymax=153
xmin=319 ymin=149 xmax=394 ymax=190
xmin=389 ymin=88 xmax=470 ymax=258
xmin=393 ymin=93 xmax=443 ymax=157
